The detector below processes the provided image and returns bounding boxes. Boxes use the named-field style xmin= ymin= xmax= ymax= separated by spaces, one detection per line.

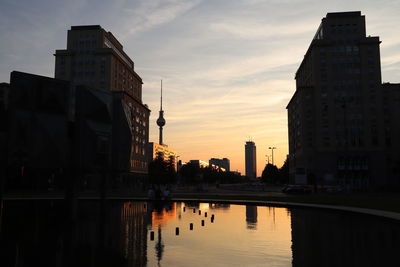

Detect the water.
xmin=0 ymin=200 xmax=399 ymax=266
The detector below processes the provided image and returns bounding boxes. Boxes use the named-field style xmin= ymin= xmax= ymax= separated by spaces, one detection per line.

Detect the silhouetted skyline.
xmin=1 ymin=1 xmax=399 ymax=174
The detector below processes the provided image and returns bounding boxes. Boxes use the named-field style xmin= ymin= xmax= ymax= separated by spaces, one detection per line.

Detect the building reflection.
xmin=290 ymin=209 xmax=400 ymax=267
xmin=245 ymin=205 xmax=258 ymax=230
xmin=150 ymin=202 xmax=177 ymax=227
xmin=120 ymin=202 xmax=148 ymax=266
xmin=183 ymin=202 xmax=200 ymax=209
xmin=0 ymin=200 xmax=150 ymax=266
xmin=209 ymin=203 xmax=231 ymax=210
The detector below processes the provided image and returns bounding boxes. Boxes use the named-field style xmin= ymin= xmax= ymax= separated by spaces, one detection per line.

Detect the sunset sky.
xmin=1 ymin=0 xmax=399 ymax=175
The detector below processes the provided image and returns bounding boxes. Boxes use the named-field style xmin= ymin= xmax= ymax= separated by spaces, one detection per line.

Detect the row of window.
xmin=131 ymin=159 xmax=146 ymax=169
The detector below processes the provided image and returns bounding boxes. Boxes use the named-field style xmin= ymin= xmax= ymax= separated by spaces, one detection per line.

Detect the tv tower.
xmin=156 ymin=80 xmax=166 ymax=145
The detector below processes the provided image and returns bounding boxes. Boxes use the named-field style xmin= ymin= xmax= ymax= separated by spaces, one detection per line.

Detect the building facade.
xmin=189 ymin=160 xmax=209 ymax=169
xmin=287 ymin=11 xmax=400 ymax=189
xmin=6 ymin=71 xmax=71 ymax=189
xmin=4 ymin=71 xmax=137 ymax=190
xmin=146 ymin=142 xmax=177 ymax=169
xmin=0 ymin=82 xmax=9 ymax=173
xmin=245 ymin=141 xmax=257 ymax=179
xmin=54 ymin=25 xmax=150 ymax=175
xmin=381 ymin=83 xmax=400 ymax=186
xmin=209 ymin=158 xmax=230 ymax=172
xmin=0 ymin=82 xmax=9 ymax=112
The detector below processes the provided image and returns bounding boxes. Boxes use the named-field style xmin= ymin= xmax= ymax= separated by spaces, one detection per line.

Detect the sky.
xmin=1 ymin=0 xmax=399 ymax=176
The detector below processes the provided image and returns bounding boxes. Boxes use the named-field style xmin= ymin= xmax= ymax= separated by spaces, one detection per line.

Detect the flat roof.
xmin=71 ymin=25 xmax=102 ymax=30
xmin=326 ymin=11 xmax=361 ymax=18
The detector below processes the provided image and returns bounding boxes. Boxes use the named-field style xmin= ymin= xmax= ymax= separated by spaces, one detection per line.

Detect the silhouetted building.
xmin=4 ymin=71 xmax=139 ymax=190
xmin=245 ymin=141 xmax=257 ymax=178
xmin=73 ymin=86 xmax=133 ymax=183
xmin=188 ymin=160 xmax=209 ymax=168
xmin=0 ymin=82 xmax=9 ymax=112
xmin=6 ymin=71 xmax=71 ymax=189
xmin=381 ymin=83 xmax=400 ymax=185
xmin=209 ymin=158 xmax=230 ymax=172
xmin=0 ymin=83 xmax=9 ymax=171
xmin=54 ymin=25 xmax=150 ymax=175
xmin=287 ymin=11 xmax=400 ymax=189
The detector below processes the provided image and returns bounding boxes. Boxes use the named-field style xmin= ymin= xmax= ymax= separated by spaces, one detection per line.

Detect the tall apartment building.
xmin=54 ymin=25 xmax=150 ymax=175
xmin=245 ymin=141 xmax=257 ymax=179
xmin=287 ymin=12 xmax=400 ymax=189
xmin=381 ymin=83 xmax=400 ymax=186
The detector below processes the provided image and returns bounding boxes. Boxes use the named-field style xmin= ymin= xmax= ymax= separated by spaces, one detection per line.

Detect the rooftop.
xmin=70 ymin=25 xmax=102 ymax=30
xmin=326 ymin=11 xmax=361 ymax=18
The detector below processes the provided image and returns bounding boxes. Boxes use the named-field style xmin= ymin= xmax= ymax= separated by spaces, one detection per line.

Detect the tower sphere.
xmin=157 ymin=116 xmax=166 ymax=127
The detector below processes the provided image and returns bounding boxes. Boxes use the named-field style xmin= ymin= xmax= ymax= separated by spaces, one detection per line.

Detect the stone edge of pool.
xmin=4 ymin=196 xmax=400 ymax=221
xmin=175 ymin=198 xmax=400 ymax=221
xmin=102 ymin=196 xmax=400 ymax=221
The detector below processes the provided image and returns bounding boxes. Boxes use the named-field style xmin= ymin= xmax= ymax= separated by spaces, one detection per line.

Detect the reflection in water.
xmin=0 ymin=200 xmax=149 ymax=266
xmin=290 ymin=208 xmax=400 ymax=267
xmin=120 ymin=202 xmax=148 ymax=266
xmin=151 ymin=202 xmax=176 ymax=227
xmin=245 ymin=205 xmax=257 ymax=230
xmin=1 ymin=201 xmax=399 ymax=266
xmin=155 ymin=226 xmax=164 ymax=265
xmin=209 ymin=203 xmax=230 ymax=210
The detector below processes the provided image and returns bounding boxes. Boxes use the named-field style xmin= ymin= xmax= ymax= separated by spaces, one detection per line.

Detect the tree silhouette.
xmin=278 ymin=159 xmax=289 ymax=184
xmin=179 ymin=162 xmax=200 ymax=184
xmin=261 ymin=163 xmax=279 ymax=184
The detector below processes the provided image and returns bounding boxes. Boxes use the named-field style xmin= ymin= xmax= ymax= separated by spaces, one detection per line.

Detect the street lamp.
xmin=268 ymin=147 xmax=277 ymax=166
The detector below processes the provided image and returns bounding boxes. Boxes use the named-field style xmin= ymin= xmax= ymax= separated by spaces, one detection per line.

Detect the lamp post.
xmin=268 ymin=147 xmax=277 ymax=166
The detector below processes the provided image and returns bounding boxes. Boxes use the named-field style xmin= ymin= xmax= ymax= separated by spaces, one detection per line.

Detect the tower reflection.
xmin=246 ymin=205 xmax=258 ymax=230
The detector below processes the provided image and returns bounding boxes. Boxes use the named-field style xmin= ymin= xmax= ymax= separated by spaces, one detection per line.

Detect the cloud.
xmin=121 ymin=0 xmax=202 ymax=37
xmin=209 ymin=20 xmax=315 ymax=40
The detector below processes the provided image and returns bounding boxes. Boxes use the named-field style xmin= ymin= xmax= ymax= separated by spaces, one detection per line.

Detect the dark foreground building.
xmin=287 ymin=11 xmax=400 ymax=190
xmin=6 ymin=72 xmax=71 ymax=190
xmin=4 ymin=71 xmax=137 ymax=191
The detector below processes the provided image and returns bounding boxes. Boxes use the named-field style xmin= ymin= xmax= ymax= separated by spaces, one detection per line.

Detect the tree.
xmin=166 ymin=155 xmax=177 ymax=184
xmin=148 ymin=156 xmax=168 ymax=185
xmin=179 ymin=162 xmax=200 ymax=184
xmin=261 ymin=163 xmax=279 ymax=184
xmin=278 ymin=159 xmax=289 ymax=184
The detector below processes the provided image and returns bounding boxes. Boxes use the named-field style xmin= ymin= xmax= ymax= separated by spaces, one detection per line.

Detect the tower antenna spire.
xmin=160 ymin=79 xmax=163 ymax=111
xmin=156 ymin=79 xmax=166 ymax=145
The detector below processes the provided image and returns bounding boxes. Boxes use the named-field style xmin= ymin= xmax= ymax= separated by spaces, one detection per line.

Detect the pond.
xmin=0 ymin=200 xmax=399 ymax=266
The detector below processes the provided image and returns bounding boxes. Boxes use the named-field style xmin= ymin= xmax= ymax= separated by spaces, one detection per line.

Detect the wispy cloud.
xmin=121 ymin=0 xmax=202 ymax=38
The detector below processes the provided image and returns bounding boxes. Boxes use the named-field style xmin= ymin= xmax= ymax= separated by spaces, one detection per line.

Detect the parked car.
xmin=282 ymin=184 xmax=312 ymax=194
